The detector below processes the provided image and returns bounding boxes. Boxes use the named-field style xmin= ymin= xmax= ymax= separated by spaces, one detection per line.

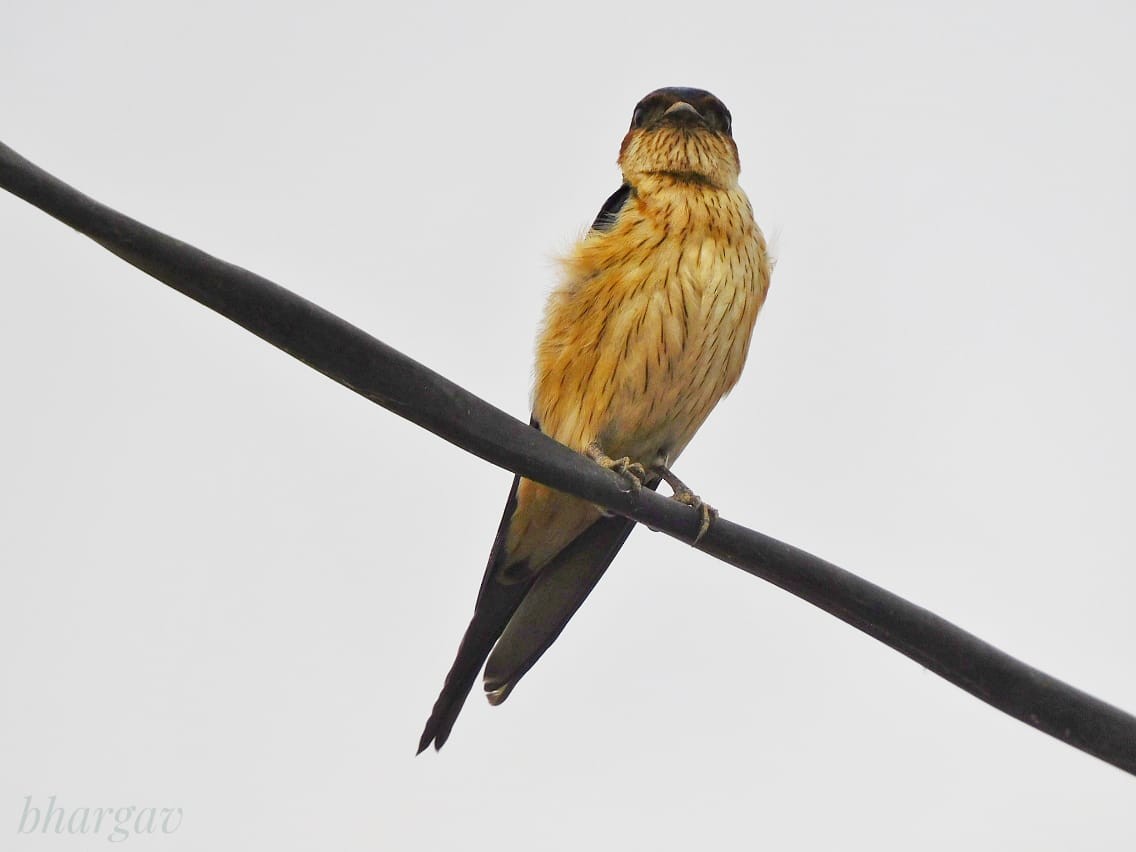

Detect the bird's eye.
xmin=710 ymin=105 xmax=732 ymax=135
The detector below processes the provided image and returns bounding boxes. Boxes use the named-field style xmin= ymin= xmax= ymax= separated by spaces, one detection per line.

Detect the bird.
xmin=418 ymin=86 xmax=772 ymax=752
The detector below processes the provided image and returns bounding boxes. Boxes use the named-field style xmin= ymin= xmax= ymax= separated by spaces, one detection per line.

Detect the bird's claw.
xmin=610 ymin=458 xmax=647 ymax=491
xmin=672 ymin=488 xmax=717 ymax=544
xmin=586 ymin=442 xmax=647 ymax=492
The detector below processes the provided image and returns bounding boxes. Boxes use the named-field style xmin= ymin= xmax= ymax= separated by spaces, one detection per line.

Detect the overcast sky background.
xmin=2 ymin=1 xmax=1134 ymax=849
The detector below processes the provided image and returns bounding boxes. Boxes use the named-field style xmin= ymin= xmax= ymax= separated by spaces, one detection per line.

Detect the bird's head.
xmin=618 ymin=87 xmax=739 ymax=189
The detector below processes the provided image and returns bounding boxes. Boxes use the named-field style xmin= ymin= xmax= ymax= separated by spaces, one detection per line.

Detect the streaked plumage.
xmin=419 ymin=87 xmax=771 ymax=751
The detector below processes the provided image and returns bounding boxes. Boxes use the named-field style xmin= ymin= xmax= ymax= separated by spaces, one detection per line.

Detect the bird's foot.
xmin=653 ymin=464 xmax=717 ymax=545
xmin=585 ymin=442 xmax=647 ymax=492
xmin=671 ymin=488 xmax=717 ymax=545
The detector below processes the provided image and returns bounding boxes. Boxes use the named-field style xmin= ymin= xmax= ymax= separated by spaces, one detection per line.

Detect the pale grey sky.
xmin=2 ymin=1 xmax=1134 ymax=849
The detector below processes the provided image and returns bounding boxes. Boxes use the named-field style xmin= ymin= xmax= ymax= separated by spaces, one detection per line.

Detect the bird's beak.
xmin=663 ymin=99 xmax=704 ymax=128
xmin=661 ymin=101 xmax=705 ymax=127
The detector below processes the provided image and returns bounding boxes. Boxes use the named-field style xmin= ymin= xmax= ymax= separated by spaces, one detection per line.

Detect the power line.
xmin=2 ymin=140 xmax=1133 ymax=775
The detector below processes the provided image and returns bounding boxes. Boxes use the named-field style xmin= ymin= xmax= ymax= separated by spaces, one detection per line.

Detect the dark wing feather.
xmin=482 ymin=483 xmax=659 ymax=706
xmin=590 ymin=183 xmax=633 ymax=232
xmin=417 ymin=471 xmax=534 ymax=753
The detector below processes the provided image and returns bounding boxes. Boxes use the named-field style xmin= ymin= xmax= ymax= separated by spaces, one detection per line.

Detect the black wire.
xmin=2 ymin=140 xmax=1133 ymax=776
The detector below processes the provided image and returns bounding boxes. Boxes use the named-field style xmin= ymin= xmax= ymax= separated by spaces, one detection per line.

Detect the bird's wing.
xmin=418 ymin=414 xmax=653 ymax=751
xmin=590 ymin=183 xmax=633 ymax=232
xmin=417 ymin=470 xmax=535 ymax=753
xmin=482 ymin=481 xmax=658 ymax=706
xmin=418 ymin=489 xmax=649 ymax=751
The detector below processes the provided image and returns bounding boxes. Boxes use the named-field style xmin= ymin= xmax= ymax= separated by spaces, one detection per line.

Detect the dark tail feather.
xmin=416 ymin=574 xmax=532 ymax=752
xmin=417 ymin=474 xmax=531 ymax=753
xmin=482 ymin=482 xmax=657 ymax=705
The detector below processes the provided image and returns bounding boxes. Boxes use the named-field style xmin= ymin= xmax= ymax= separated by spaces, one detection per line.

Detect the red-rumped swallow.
xmin=419 ymin=87 xmax=771 ymax=751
